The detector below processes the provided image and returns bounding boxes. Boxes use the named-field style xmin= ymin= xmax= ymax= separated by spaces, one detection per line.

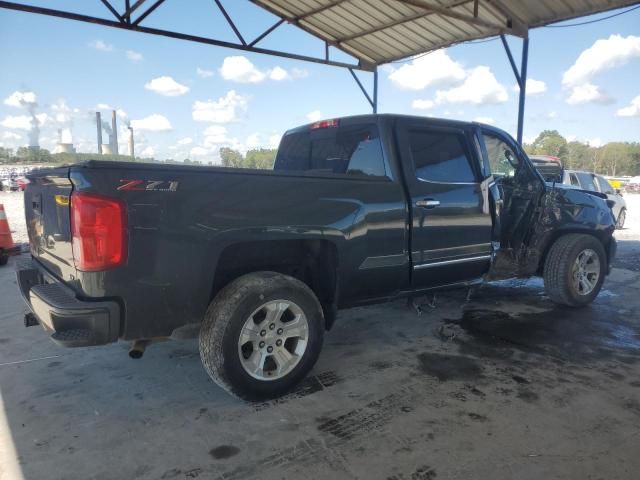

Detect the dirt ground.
xmin=1 ymin=192 xmax=639 ymax=480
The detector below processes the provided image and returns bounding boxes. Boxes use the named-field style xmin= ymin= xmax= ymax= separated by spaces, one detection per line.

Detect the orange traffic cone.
xmin=0 ymin=204 xmax=15 ymax=250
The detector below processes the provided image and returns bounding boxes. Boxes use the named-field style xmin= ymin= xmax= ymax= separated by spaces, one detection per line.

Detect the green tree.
xmin=220 ymin=147 xmax=244 ymax=168
xmin=244 ymin=148 xmax=276 ymax=170
xmin=531 ymin=130 xmax=568 ymax=160
xmin=565 ymin=141 xmax=591 ymax=170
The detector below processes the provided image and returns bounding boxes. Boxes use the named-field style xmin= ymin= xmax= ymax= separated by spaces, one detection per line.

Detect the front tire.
xmin=543 ymin=234 xmax=606 ymax=307
xmin=199 ymin=271 xmax=324 ymax=401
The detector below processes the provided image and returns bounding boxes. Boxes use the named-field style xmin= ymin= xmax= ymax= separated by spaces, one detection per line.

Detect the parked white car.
xmin=563 ymin=170 xmax=627 ymax=229
xmin=528 ymin=157 xmax=627 ymax=229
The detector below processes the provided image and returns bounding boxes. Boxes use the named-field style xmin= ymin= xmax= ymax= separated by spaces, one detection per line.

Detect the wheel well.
xmin=211 ymin=240 xmax=339 ymax=329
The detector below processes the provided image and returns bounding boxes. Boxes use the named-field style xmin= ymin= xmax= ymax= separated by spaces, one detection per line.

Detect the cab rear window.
xmin=274 ymin=124 xmax=387 ymax=177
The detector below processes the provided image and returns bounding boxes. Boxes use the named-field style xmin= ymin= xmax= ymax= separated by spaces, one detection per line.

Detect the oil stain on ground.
xmin=417 ymin=353 xmax=482 ymax=381
xmin=446 ymin=305 xmax=640 ymax=363
xmin=209 ymin=445 xmax=240 ymax=460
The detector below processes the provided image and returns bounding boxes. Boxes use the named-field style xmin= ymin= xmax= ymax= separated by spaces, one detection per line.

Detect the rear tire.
xmin=199 ymin=271 xmax=324 ymax=401
xmin=616 ymin=208 xmax=626 ymax=230
xmin=543 ymin=234 xmax=606 ymax=307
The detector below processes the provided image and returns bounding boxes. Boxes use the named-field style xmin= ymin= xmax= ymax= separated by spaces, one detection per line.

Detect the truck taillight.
xmin=310 ymin=119 xmax=339 ymax=129
xmin=71 ymin=192 xmax=127 ymax=271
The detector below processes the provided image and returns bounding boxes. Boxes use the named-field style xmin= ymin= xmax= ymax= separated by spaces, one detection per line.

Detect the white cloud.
xmin=220 ymin=56 xmax=306 ymax=83
xmin=587 ymin=138 xmax=603 ymax=147
xmin=190 ymin=146 xmax=213 ymax=157
xmin=512 ymin=78 xmax=547 ymax=96
xmin=269 ymin=134 xmax=281 ymax=148
xmin=435 ymin=66 xmax=508 ymax=105
xmin=220 ymin=56 xmax=266 ymax=83
xmin=563 ymin=34 xmax=640 ymax=87
xmin=140 ymin=146 xmax=155 ymax=157
xmin=177 ymin=137 xmax=193 ymax=145
xmin=88 ymin=40 xmax=114 ymax=52
xmin=203 ymin=125 xmax=231 ymax=145
xmin=616 ymin=96 xmax=640 ymax=117
xmin=130 ymin=114 xmax=172 ymax=132
xmin=4 ymin=91 xmax=37 ymax=107
xmin=144 ymin=76 xmax=189 ymax=96
xmin=306 ymin=110 xmax=322 ymax=122
xmin=411 ymin=99 xmax=435 ymax=110
xmin=126 ymin=50 xmax=143 ymax=63
xmin=1 ymin=114 xmax=48 ymax=130
xmin=244 ymin=132 xmax=281 ymax=149
xmin=246 ymin=133 xmax=261 ymax=149
xmin=2 ymin=131 xmax=22 ymax=140
xmin=196 ymin=67 xmax=214 ymax=78
xmin=474 ymin=116 xmax=495 ymax=125
xmin=565 ymin=83 xmax=613 ymax=105
xmin=388 ymin=50 xmax=466 ymax=91
xmin=192 ymin=90 xmax=248 ymax=123
xmin=546 ymin=111 xmax=558 ymax=119
xmin=269 ymin=66 xmax=289 ymax=81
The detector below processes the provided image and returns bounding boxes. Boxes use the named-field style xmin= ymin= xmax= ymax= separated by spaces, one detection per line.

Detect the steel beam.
xmin=248 ymin=18 xmax=285 ymax=47
xmin=99 ymin=0 xmax=123 ymax=22
xmin=133 ymin=0 xmax=165 ymax=26
xmin=396 ymin=0 xmax=521 ymax=36
xmin=349 ymin=69 xmax=374 ymax=110
xmin=0 ymin=1 xmax=371 ymax=70
xmin=517 ymin=37 xmax=529 ymax=145
xmin=213 ymin=0 xmax=246 ymax=46
xmin=123 ymin=0 xmax=146 ymax=23
xmin=336 ymin=0 xmax=472 ymax=42
xmin=373 ymin=69 xmax=379 ymax=114
xmin=500 ymin=34 xmax=521 ymax=85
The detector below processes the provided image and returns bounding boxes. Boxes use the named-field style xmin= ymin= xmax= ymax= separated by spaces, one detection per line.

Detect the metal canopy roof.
xmin=252 ymin=0 xmax=640 ymax=67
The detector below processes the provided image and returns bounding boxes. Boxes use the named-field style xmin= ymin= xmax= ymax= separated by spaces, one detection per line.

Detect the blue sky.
xmin=1 ymin=1 xmax=639 ymax=163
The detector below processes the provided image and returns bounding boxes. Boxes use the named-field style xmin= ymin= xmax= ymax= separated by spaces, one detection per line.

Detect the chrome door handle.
xmin=416 ymin=199 xmax=440 ymax=208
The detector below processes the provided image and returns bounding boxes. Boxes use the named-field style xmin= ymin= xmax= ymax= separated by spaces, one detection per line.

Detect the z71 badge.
xmin=117 ymin=179 xmax=179 ymax=192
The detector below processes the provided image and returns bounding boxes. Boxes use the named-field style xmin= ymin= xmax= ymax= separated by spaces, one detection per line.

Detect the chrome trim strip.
xmin=413 ymin=254 xmax=492 ymax=270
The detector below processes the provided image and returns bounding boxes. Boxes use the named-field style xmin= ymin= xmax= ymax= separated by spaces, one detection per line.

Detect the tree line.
xmin=524 ymin=130 xmax=640 ymax=177
xmin=2 ymin=132 xmax=638 ymax=176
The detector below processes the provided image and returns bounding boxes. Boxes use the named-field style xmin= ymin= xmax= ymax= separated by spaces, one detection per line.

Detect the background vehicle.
xmin=529 ymin=155 xmax=563 ymax=182
xmin=17 ymin=115 xmax=617 ymax=400
xmin=563 ymin=170 xmax=627 ymax=229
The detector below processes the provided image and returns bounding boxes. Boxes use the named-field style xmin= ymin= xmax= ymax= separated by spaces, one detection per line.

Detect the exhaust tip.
xmin=129 ymin=339 xmax=149 ymax=359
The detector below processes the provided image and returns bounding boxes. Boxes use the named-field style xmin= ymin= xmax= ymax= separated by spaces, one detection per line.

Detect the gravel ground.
xmin=0 ymin=191 xmax=27 ymax=245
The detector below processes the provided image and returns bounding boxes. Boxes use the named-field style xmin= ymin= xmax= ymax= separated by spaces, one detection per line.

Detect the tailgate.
xmin=24 ymin=167 xmax=75 ymax=280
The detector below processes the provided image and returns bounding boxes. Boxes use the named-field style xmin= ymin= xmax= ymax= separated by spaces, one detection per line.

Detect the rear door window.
xmin=274 ymin=124 xmax=387 ymax=177
xmin=595 ymin=175 xmax=614 ymax=194
xmin=576 ymin=172 xmax=597 ymax=191
xmin=569 ymin=173 xmax=580 ymax=186
xmin=407 ymin=130 xmax=476 ymax=183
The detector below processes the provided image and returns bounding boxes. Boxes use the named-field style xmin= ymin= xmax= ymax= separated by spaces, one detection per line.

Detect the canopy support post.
xmin=373 ymin=68 xmax=378 ymax=114
xmin=500 ymin=33 xmax=529 ymax=145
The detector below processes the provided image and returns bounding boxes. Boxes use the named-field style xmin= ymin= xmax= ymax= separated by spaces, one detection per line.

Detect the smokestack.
xmin=111 ymin=110 xmax=119 ymax=155
xmin=96 ymin=112 xmax=103 ymax=154
xmin=128 ymin=126 xmax=134 ymax=158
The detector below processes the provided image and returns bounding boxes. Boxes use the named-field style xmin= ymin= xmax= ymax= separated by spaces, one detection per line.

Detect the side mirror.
xmin=616 ymin=188 xmax=622 ymax=195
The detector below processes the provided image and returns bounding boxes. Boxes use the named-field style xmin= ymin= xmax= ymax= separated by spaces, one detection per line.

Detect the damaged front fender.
xmin=487 ymin=185 xmax=616 ymax=280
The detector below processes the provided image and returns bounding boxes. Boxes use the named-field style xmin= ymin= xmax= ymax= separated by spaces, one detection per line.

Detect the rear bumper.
xmin=16 ymin=259 xmax=120 ymax=347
